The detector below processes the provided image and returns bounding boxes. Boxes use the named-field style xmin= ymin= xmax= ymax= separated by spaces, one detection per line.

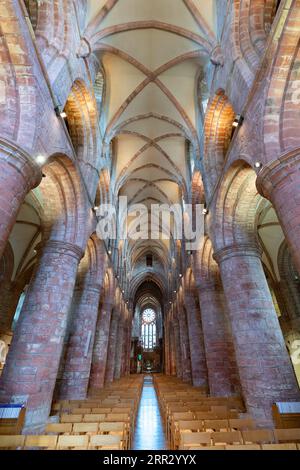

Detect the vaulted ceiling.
xmin=85 ymin=0 xmax=218 ymax=303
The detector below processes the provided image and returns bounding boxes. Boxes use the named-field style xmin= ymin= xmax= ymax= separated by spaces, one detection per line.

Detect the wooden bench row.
xmin=178 ymin=428 xmax=300 ymax=449
xmin=0 ymin=433 xmax=123 ymax=450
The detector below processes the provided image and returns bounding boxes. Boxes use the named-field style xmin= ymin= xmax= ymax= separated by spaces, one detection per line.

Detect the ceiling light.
xmin=254 ymin=162 xmax=263 ymax=169
xmin=36 ymin=155 xmax=47 ymax=165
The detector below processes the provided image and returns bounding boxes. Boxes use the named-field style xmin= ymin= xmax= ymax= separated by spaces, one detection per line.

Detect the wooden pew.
xmin=272 ymin=402 xmax=300 ymax=429
xmin=0 ymin=404 xmax=26 ymax=435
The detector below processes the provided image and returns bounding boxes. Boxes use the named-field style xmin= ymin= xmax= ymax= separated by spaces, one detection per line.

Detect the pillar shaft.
xmin=89 ymin=299 xmax=113 ymax=391
xmin=114 ymin=314 xmax=125 ymax=380
xmin=198 ymin=282 xmax=241 ymax=396
xmin=215 ymin=244 xmax=300 ymax=425
xmin=184 ymin=293 xmax=208 ymax=389
xmin=173 ymin=319 xmax=182 ymax=379
xmin=177 ymin=307 xmax=192 ymax=383
xmin=55 ymin=284 xmax=102 ymax=400
xmin=104 ymin=309 xmax=119 ymax=384
xmin=0 ymin=240 xmax=83 ymax=431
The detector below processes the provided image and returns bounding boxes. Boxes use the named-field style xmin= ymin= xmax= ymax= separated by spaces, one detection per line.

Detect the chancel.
xmin=0 ymin=0 xmax=300 ymax=452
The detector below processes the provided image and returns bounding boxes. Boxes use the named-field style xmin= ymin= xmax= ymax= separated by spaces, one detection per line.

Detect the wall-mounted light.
xmin=33 ymin=249 xmax=37 ymax=255
xmin=254 ymin=162 xmax=263 ymax=170
xmin=232 ymin=114 xmax=244 ymax=128
xmin=36 ymin=155 xmax=47 ymax=165
xmin=202 ymin=207 xmax=208 ymax=215
xmin=179 ymin=273 xmax=183 ymax=278
xmin=54 ymin=106 xmax=67 ymax=119
xmin=173 ymin=290 xmax=177 ymax=294
xmin=108 ymin=250 xmax=112 ymax=255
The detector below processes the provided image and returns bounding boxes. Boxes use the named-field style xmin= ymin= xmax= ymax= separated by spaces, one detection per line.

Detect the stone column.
xmin=0 ymin=142 xmax=41 ymax=260
xmin=122 ymin=315 xmax=131 ymax=376
xmin=89 ymin=298 xmax=113 ymax=391
xmin=55 ymin=283 xmax=102 ymax=399
xmin=164 ymin=319 xmax=171 ymax=375
xmin=114 ymin=311 xmax=125 ymax=380
xmin=198 ymin=281 xmax=241 ymax=396
xmin=214 ymin=244 xmax=300 ymax=425
xmin=184 ymin=291 xmax=208 ymax=389
xmin=169 ymin=327 xmax=177 ymax=376
xmin=0 ymin=240 xmax=83 ymax=431
xmin=104 ymin=308 xmax=119 ymax=384
xmin=173 ymin=318 xmax=183 ymax=379
xmin=257 ymin=151 xmax=300 ymax=276
xmin=177 ymin=305 xmax=192 ymax=383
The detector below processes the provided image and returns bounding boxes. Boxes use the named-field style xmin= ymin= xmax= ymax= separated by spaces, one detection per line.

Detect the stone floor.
xmin=132 ymin=375 xmax=167 ymax=450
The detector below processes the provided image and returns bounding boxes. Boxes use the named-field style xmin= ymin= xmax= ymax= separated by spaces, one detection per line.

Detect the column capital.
xmin=213 ymin=243 xmax=262 ymax=264
xmin=37 ymin=240 xmax=84 ymax=261
xmin=0 ymin=138 xmax=42 ymax=189
xmin=256 ymin=149 xmax=300 ymax=200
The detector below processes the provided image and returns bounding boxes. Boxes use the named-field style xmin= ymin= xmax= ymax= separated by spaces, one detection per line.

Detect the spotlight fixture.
xmin=232 ymin=114 xmax=244 ymax=128
xmin=254 ymin=162 xmax=263 ymax=169
xmin=54 ymin=106 xmax=67 ymax=119
xmin=36 ymin=155 xmax=47 ymax=165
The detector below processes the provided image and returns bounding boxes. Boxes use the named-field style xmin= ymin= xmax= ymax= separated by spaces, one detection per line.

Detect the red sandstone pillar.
xmin=164 ymin=319 xmax=171 ymax=375
xmin=0 ymin=240 xmax=83 ymax=431
xmin=214 ymin=244 xmax=300 ymax=425
xmin=173 ymin=318 xmax=183 ymax=379
xmin=169 ymin=328 xmax=177 ymax=376
xmin=104 ymin=308 xmax=120 ymax=384
xmin=114 ymin=312 xmax=125 ymax=380
xmin=197 ymin=281 xmax=241 ymax=396
xmin=55 ymin=283 xmax=102 ymax=399
xmin=0 ymin=143 xmax=41 ymax=260
xmin=89 ymin=298 xmax=113 ymax=391
xmin=122 ymin=315 xmax=132 ymax=376
xmin=257 ymin=151 xmax=300 ymax=276
xmin=177 ymin=305 xmax=192 ymax=383
xmin=184 ymin=292 xmax=208 ymax=389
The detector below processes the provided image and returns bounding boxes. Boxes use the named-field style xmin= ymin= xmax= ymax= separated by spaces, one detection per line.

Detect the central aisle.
xmin=132 ymin=375 xmax=167 ymax=450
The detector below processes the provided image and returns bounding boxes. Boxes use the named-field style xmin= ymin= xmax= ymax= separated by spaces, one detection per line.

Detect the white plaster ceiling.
xmin=86 ymin=0 xmax=217 ymax=295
